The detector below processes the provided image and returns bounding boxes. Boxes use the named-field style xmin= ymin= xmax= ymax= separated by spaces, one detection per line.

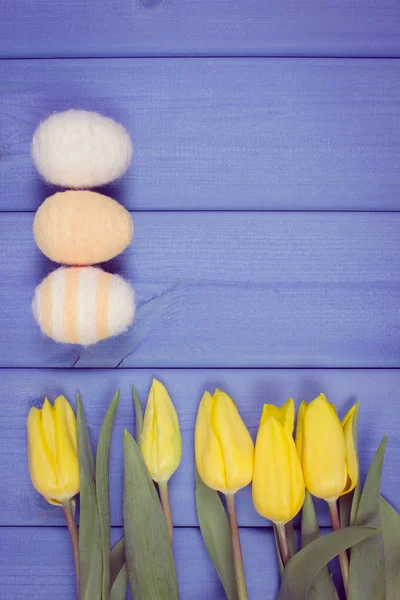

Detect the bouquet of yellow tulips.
xmin=195 ymin=390 xmax=398 ymax=600
xmin=26 ymin=383 xmax=400 ymax=599
xmin=27 ymin=381 xmax=181 ymax=600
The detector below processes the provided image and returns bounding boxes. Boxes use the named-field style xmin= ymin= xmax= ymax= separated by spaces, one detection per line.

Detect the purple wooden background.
xmin=0 ymin=1 xmax=399 ymax=598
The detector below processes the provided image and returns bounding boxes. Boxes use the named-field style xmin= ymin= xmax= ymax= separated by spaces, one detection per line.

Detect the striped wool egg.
xmin=32 ymin=267 xmax=135 ymax=345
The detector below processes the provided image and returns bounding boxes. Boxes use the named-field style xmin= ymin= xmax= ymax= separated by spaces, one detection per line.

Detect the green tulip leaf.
xmin=110 ymin=564 xmax=128 ymax=600
xmin=76 ymin=394 xmax=103 ymax=600
xmin=277 ymin=526 xmax=379 ymax=600
xmin=348 ymin=436 xmax=387 ymax=600
xmin=110 ymin=537 xmax=126 ymax=588
xmin=380 ymin=496 xmax=400 ymax=600
xmin=195 ymin=467 xmax=238 ymax=600
xmin=339 ymin=491 xmax=354 ymax=530
xmin=123 ymin=430 xmax=179 ymax=599
xmin=132 ymin=385 xmax=143 ymax=443
xmin=110 ymin=537 xmax=128 ymax=600
xmin=300 ymin=491 xmax=339 ymax=600
xmin=96 ymin=390 xmax=120 ymax=600
xmin=349 ymin=403 xmax=361 ymax=526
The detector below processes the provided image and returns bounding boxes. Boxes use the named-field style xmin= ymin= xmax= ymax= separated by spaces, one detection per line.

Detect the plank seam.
xmin=2 ymin=55 xmax=400 ymax=61
xmin=0 ymin=367 xmax=399 ymax=371
xmin=2 ymin=209 xmax=400 ymax=215
xmin=0 ymin=524 xmax=334 ymax=530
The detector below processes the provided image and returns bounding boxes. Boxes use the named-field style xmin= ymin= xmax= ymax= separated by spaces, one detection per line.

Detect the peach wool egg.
xmin=32 ymin=267 xmax=135 ymax=345
xmin=33 ymin=190 xmax=133 ymax=265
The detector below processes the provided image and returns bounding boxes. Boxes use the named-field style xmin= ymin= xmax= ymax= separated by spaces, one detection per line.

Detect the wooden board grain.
xmin=1 ymin=59 xmax=400 ymax=212
xmin=0 ymin=526 xmax=278 ymax=599
xmin=3 ymin=368 xmax=398 ymax=528
xmin=0 ymin=212 xmax=399 ymax=368
xmin=0 ymin=0 xmax=399 ymax=59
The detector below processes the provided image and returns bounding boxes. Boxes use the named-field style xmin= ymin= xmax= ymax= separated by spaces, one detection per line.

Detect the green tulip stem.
xmin=276 ymin=523 xmax=291 ymax=567
xmin=328 ymin=499 xmax=349 ymax=595
xmin=226 ymin=493 xmax=248 ymax=600
xmin=159 ymin=481 xmax=173 ymax=541
xmin=62 ymin=498 xmax=79 ymax=598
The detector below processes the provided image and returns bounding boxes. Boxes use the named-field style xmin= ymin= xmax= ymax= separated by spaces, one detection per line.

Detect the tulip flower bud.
xmin=27 ymin=396 xmax=79 ymax=505
xmin=195 ymin=389 xmax=254 ymax=494
xmin=296 ymin=394 xmax=358 ymax=501
xmin=140 ymin=379 xmax=182 ymax=483
xmin=252 ymin=398 xmax=305 ymax=524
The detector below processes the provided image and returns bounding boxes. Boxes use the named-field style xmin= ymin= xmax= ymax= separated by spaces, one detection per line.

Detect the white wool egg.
xmin=31 ymin=109 xmax=133 ymax=188
xmin=32 ymin=267 xmax=135 ymax=345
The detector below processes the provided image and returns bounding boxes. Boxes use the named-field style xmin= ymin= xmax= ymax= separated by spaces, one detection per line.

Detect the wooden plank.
xmin=0 ymin=526 xmax=277 ymax=599
xmin=0 ymin=212 xmax=399 ymax=368
xmin=1 ymin=58 xmax=400 ymax=212
xmin=0 ymin=1 xmax=399 ymax=59
xmin=2 ymin=368 xmax=398 ymax=527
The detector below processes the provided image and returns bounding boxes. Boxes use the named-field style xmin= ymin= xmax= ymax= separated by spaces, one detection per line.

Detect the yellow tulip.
xmin=195 ymin=389 xmax=254 ymax=494
xmin=140 ymin=379 xmax=182 ymax=483
xmin=27 ymin=396 xmax=79 ymax=505
xmin=296 ymin=394 xmax=358 ymax=501
xmin=252 ymin=398 xmax=305 ymax=524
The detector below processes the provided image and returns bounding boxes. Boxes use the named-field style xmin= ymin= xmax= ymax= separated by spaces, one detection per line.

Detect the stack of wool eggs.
xmin=31 ymin=110 xmax=135 ymax=346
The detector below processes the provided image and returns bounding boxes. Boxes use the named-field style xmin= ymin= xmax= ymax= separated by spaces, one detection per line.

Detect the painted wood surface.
xmin=0 ymin=526 xmax=280 ymax=600
xmin=2 ymin=369 xmax=398 ymax=528
xmin=0 ymin=1 xmax=399 ymax=59
xmin=1 ymin=59 xmax=400 ymax=212
xmin=1 ymin=2 xmax=399 ymax=596
xmin=0 ymin=212 xmax=398 ymax=368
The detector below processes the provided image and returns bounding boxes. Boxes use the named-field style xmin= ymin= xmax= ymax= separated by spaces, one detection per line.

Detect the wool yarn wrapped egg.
xmin=33 ymin=190 xmax=133 ymax=265
xmin=31 ymin=109 xmax=132 ymax=188
xmin=32 ymin=267 xmax=135 ymax=345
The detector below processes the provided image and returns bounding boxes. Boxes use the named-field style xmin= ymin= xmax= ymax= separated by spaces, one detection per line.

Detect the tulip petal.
xmin=154 ymin=380 xmax=181 ymax=480
xmin=341 ymin=403 xmax=359 ymax=495
xmin=55 ymin=395 xmax=78 ymax=453
xmin=261 ymin=398 xmax=294 ymax=434
xmin=253 ymin=417 xmax=288 ymax=522
xmin=195 ymin=392 xmax=228 ymax=493
xmin=253 ymin=417 xmax=304 ymax=524
xmin=287 ymin=433 xmax=307 ymax=520
xmin=302 ymin=395 xmax=347 ymax=501
xmin=41 ymin=398 xmax=57 ymax=462
xmin=140 ymin=379 xmax=182 ymax=482
xmin=47 ymin=497 xmax=63 ymax=506
xmin=54 ymin=396 xmax=80 ymax=500
xmin=295 ymin=401 xmax=307 ymax=461
xmin=27 ymin=406 xmax=60 ymax=502
xmin=281 ymin=398 xmax=295 ymax=436
xmin=261 ymin=404 xmax=282 ymax=426
xmin=212 ymin=390 xmax=254 ymax=494
xmin=140 ymin=383 xmax=157 ymax=477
